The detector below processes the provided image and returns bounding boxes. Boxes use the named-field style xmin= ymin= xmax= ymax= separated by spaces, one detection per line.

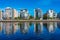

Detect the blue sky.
xmin=0 ymin=0 xmax=60 ymax=16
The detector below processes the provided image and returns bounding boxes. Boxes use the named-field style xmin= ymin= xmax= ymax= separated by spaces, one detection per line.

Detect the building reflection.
xmin=4 ymin=23 xmax=13 ymax=35
xmin=47 ymin=22 xmax=57 ymax=33
xmin=0 ymin=22 xmax=2 ymax=32
xmin=1 ymin=22 xmax=18 ymax=35
xmin=13 ymin=22 xmax=19 ymax=33
xmin=40 ymin=22 xmax=43 ymax=32
xmin=19 ymin=22 xmax=29 ymax=34
xmin=57 ymin=22 xmax=60 ymax=29
xmin=34 ymin=22 xmax=43 ymax=34
xmin=0 ymin=22 xmax=58 ymax=35
xmin=54 ymin=22 xmax=57 ymax=28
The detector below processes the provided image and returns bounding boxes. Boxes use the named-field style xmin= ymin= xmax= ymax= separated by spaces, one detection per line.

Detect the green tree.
xmin=43 ymin=13 xmax=47 ymax=19
xmin=29 ymin=16 xmax=33 ymax=19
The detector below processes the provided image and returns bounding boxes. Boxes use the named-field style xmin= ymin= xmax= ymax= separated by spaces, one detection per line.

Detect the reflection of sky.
xmin=0 ymin=0 xmax=60 ymax=16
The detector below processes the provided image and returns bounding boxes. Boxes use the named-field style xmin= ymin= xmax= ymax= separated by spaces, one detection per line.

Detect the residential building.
xmin=12 ymin=9 xmax=18 ymax=19
xmin=57 ymin=12 xmax=60 ymax=19
xmin=2 ymin=10 xmax=6 ymax=20
xmin=0 ymin=10 xmax=3 ymax=20
xmin=47 ymin=9 xmax=57 ymax=19
xmin=34 ymin=8 xmax=43 ymax=20
xmin=20 ymin=9 xmax=29 ymax=19
xmin=5 ymin=7 xmax=13 ymax=20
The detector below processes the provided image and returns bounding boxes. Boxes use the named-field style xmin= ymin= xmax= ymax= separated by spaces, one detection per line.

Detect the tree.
xmin=14 ymin=16 xmax=20 ymax=20
xmin=29 ymin=16 xmax=33 ymax=19
xmin=43 ymin=13 xmax=47 ymax=19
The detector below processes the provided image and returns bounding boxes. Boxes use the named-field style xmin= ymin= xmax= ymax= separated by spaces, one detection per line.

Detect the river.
xmin=0 ymin=22 xmax=60 ymax=40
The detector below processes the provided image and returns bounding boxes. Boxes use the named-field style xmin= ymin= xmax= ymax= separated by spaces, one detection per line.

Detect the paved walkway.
xmin=0 ymin=20 xmax=60 ymax=22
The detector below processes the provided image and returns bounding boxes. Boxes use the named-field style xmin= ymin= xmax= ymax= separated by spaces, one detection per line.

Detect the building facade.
xmin=12 ymin=9 xmax=18 ymax=19
xmin=0 ymin=10 xmax=3 ymax=20
xmin=5 ymin=7 xmax=13 ymax=20
xmin=47 ymin=9 xmax=57 ymax=19
xmin=34 ymin=8 xmax=43 ymax=20
xmin=20 ymin=9 xmax=29 ymax=19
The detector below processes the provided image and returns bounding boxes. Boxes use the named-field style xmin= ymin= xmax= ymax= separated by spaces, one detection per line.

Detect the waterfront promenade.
xmin=0 ymin=20 xmax=60 ymax=22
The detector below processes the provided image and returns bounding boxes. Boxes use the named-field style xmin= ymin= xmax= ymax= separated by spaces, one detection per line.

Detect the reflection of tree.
xmin=43 ymin=23 xmax=47 ymax=28
xmin=57 ymin=22 xmax=60 ymax=29
xmin=35 ymin=23 xmax=39 ymax=33
xmin=29 ymin=22 xmax=32 ymax=26
xmin=34 ymin=23 xmax=41 ymax=34
xmin=19 ymin=22 xmax=32 ymax=27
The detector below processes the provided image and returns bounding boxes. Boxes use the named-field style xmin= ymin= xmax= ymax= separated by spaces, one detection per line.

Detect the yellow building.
xmin=12 ymin=9 xmax=18 ymax=18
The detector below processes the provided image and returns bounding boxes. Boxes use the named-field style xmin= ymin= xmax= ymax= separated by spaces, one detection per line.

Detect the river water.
xmin=0 ymin=22 xmax=60 ymax=40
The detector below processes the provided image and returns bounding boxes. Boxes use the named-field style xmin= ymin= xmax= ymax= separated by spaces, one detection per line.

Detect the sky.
xmin=0 ymin=0 xmax=60 ymax=16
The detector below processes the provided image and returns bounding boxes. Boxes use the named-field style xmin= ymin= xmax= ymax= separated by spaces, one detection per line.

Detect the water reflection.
xmin=19 ymin=22 xmax=29 ymax=34
xmin=34 ymin=22 xmax=43 ymax=34
xmin=47 ymin=22 xmax=57 ymax=33
xmin=0 ymin=22 xmax=18 ymax=35
xmin=0 ymin=22 xmax=59 ymax=35
xmin=0 ymin=22 xmax=2 ymax=32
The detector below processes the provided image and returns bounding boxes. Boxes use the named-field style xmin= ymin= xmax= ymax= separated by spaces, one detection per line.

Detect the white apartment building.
xmin=47 ymin=9 xmax=57 ymax=19
xmin=5 ymin=7 xmax=13 ymax=19
xmin=34 ymin=8 xmax=43 ymax=20
xmin=20 ymin=9 xmax=29 ymax=19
